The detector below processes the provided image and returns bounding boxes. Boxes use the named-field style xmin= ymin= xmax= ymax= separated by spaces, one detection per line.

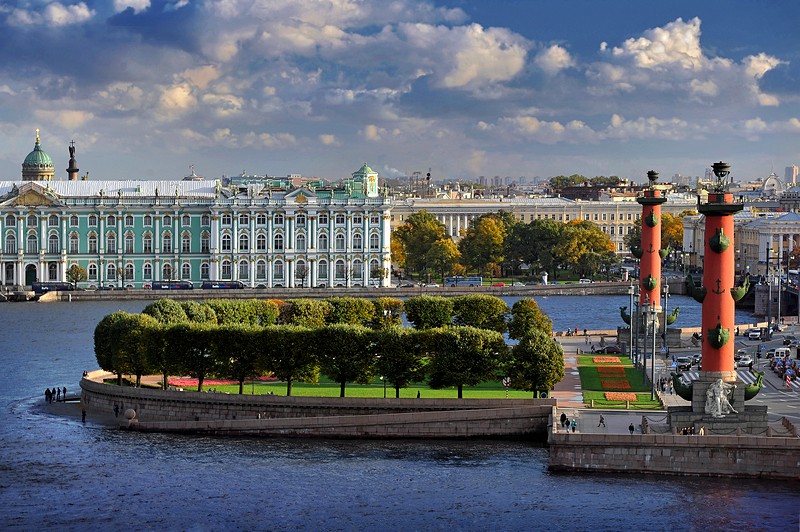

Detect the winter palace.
xmin=0 ymin=132 xmax=393 ymax=289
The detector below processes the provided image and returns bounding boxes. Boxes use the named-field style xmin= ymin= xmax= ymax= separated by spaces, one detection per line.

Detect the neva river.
xmin=1 ymin=296 xmax=797 ymax=531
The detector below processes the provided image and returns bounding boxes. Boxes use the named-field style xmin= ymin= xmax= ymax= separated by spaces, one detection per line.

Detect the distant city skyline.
xmin=0 ymin=1 xmax=797 ymax=183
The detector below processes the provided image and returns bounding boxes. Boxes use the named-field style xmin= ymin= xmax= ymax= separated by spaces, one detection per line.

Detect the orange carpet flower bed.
xmin=605 ymin=392 xmax=638 ymax=401
xmin=601 ymin=379 xmax=631 ymax=389
xmin=593 ymin=356 xmax=621 ymax=364
xmin=596 ymin=366 xmax=626 ymax=375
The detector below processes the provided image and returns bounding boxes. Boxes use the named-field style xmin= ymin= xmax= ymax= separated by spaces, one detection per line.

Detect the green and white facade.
xmin=1 ymin=135 xmax=392 ymax=289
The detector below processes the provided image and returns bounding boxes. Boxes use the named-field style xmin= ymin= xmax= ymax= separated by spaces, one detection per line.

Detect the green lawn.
xmin=576 ymin=356 xmax=662 ymax=410
xmin=172 ymin=377 xmax=537 ymax=399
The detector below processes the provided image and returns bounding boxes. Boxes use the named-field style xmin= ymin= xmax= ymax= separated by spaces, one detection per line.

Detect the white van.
xmin=773 ymin=347 xmax=791 ymax=359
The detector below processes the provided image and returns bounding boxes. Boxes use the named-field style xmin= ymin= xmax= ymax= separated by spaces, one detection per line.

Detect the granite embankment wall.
xmin=80 ymin=377 xmax=554 ymax=439
xmin=548 ymin=430 xmax=800 ymax=480
xmin=59 ymin=281 xmax=666 ymax=302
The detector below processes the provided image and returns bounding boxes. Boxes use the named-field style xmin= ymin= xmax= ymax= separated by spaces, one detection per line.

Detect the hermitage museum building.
xmin=0 ymin=132 xmax=393 ymax=289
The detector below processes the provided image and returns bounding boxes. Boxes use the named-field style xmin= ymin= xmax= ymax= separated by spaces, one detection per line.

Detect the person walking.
xmin=560 ymin=412 xmax=567 ymax=428
xmin=62 ymin=386 xmax=67 ymax=400
xmin=570 ymin=419 xmax=576 ymax=433
xmin=44 ymin=388 xmax=52 ymax=404
xmin=56 ymin=388 xmax=61 ymax=402
xmin=628 ymin=423 xmax=635 ymax=435
xmin=597 ymin=414 xmax=606 ymax=428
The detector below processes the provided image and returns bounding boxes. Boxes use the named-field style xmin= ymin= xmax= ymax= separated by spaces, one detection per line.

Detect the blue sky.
xmin=0 ymin=0 xmax=797 ymax=184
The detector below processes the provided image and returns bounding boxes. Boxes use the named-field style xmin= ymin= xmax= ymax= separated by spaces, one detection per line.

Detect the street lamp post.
xmin=642 ymin=299 xmax=650 ymax=380
xmin=633 ymin=295 xmax=640 ymax=367
xmin=662 ymin=282 xmax=670 ymax=353
xmin=777 ymin=253 xmax=782 ymax=328
xmin=628 ymin=283 xmax=635 ymax=363
xmin=766 ymin=246 xmax=772 ymax=328
xmin=650 ymin=305 xmax=658 ymax=400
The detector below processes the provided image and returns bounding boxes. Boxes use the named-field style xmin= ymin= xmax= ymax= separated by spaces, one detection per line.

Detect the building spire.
xmin=35 ymin=128 xmax=40 ymax=144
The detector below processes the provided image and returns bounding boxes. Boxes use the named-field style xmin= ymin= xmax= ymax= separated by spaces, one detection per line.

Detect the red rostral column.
xmin=698 ymin=162 xmax=743 ymax=381
xmin=636 ymin=170 xmax=666 ymax=310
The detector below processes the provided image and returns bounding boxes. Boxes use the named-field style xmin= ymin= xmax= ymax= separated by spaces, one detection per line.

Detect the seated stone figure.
xmin=705 ymin=379 xmax=737 ymax=418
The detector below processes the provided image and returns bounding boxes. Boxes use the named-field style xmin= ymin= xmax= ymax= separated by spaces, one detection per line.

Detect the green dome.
xmin=23 ymin=131 xmax=54 ymax=169
xmin=354 ymin=162 xmax=374 ymax=176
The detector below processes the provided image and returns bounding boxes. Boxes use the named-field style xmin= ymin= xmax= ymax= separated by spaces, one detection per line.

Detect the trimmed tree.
xmin=426 ymin=326 xmax=507 ymax=398
xmin=314 ymin=324 xmax=374 ymax=397
xmin=404 ymin=295 xmax=453 ymax=329
xmin=142 ymin=298 xmax=188 ymax=324
xmin=285 ymin=298 xmax=332 ymax=328
xmin=373 ymin=327 xmax=426 ymax=398
xmin=371 ymin=297 xmax=405 ymax=329
xmin=505 ymin=329 xmax=565 ymax=397
xmin=451 ymin=294 xmax=509 ymax=333
xmin=325 ymin=297 xmax=375 ymax=325
xmin=507 ymin=298 xmax=553 ymax=339
xmin=260 ymin=325 xmax=318 ymax=396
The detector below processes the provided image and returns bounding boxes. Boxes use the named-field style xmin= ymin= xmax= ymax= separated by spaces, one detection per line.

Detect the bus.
xmin=200 ymin=280 xmax=245 ymax=289
xmin=444 ymin=276 xmax=483 ymax=287
xmin=151 ymin=280 xmax=194 ymax=290
xmin=32 ymin=281 xmax=75 ymax=295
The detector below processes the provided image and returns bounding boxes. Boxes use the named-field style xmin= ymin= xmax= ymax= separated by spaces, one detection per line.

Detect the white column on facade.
xmin=267 ymin=258 xmax=273 ymax=287
xmin=287 ymin=260 xmax=294 ymax=288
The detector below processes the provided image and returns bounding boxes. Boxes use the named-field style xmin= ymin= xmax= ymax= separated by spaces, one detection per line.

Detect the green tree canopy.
xmin=458 ymin=215 xmax=507 ymax=276
xmin=391 ymin=210 xmax=447 ymax=274
xmin=404 ymin=295 xmax=454 ymax=330
xmin=284 ymin=298 xmax=331 ymax=328
xmin=371 ymin=297 xmax=405 ymax=329
xmin=142 ymin=298 xmax=189 ymax=324
xmin=548 ymin=174 xmax=586 ymax=189
xmin=259 ymin=325 xmax=318 ymax=396
xmin=508 ymin=298 xmax=553 ymax=339
xmin=426 ymin=238 xmax=461 ymax=281
xmin=425 ymin=326 xmax=507 ymax=398
xmin=181 ymin=301 xmax=218 ymax=324
xmin=325 ymin=297 xmax=375 ymax=326
xmin=215 ymin=324 xmax=261 ymax=394
xmin=313 ymin=324 xmax=375 ymax=397
xmin=451 ymin=294 xmax=508 ymax=333
xmin=505 ymin=329 xmax=565 ymax=396
xmin=374 ymin=327 xmax=426 ymax=398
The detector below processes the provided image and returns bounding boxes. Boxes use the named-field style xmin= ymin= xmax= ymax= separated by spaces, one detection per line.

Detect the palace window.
xmin=48 ymin=234 xmax=59 ymax=254
xmin=318 ymin=260 xmax=328 ymax=280
xmin=256 ymin=213 xmax=266 ymax=226
xmin=125 ymin=263 xmax=135 ymax=282
xmin=274 ymin=234 xmax=284 ymax=250
xmin=318 ymin=233 xmax=328 ymax=249
xmin=144 ymin=215 xmax=152 ymax=226
xmin=296 ymin=214 xmax=306 ymax=227
xmin=143 ymin=233 xmax=153 ymax=254
xmin=222 ymin=213 xmax=232 ymax=226
xmin=26 ymin=234 xmax=38 ymax=254
xmin=107 ymin=263 xmax=116 ymax=280
xmin=163 ymin=215 xmax=172 ymax=226
xmin=334 ymin=259 xmax=346 ymax=279
xmin=162 ymin=233 xmax=172 ymax=253
xmin=6 ymin=214 xmax=16 ymax=226
xmin=221 ymin=234 xmax=231 ymax=251
xmin=256 ymin=260 xmax=266 ymax=280
xmin=27 ymin=215 xmax=38 ymax=227
xmin=182 ymin=214 xmax=191 ymax=226
xmin=273 ymin=261 xmax=284 ymax=280
xmin=5 ymin=234 xmax=16 ymax=254
xmin=48 ymin=215 xmax=58 ymax=227
xmin=88 ymin=234 xmax=98 ymax=254
xmin=162 ymin=263 xmax=173 ymax=281
xmin=182 ymin=232 xmax=191 ymax=253
xmin=274 ymin=214 xmax=284 ymax=226
xmin=221 ymin=260 xmax=232 ymax=279
xmin=125 ymin=233 xmax=135 ymax=254
xmin=353 ymin=215 xmax=362 ymax=225
xmin=256 ymin=234 xmax=266 ymax=251
xmin=335 ymin=234 xmax=345 ymax=251
xmin=88 ymin=215 xmax=97 ymax=227
xmin=369 ymin=233 xmax=380 ymax=251
xmin=239 ymin=214 xmax=249 ymax=225
xmin=88 ymin=263 xmax=97 ymax=280
xmin=106 ymin=233 xmax=116 ymax=252
xmin=107 ymin=215 xmax=116 ymax=226
xmin=296 ymin=234 xmax=306 ymax=251
xmin=125 ymin=215 xmax=134 ymax=227
xmin=143 ymin=263 xmax=152 ymax=280
xmin=239 ymin=260 xmax=248 ymax=280
xmin=353 ymin=233 xmax=362 ymax=250
xmin=70 ymin=215 xmax=78 ymax=227
xmin=69 ymin=233 xmax=79 ymax=254
xmin=201 ymin=232 xmax=210 ymax=253
xmin=200 ymin=262 xmax=209 ymax=280
xmin=318 ymin=214 xmax=328 ymax=225
xmin=239 ymin=233 xmax=249 ymax=251
xmin=335 ymin=214 xmax=345 ymax=225
xmin=201 ymin=214 xmax=210 ymax=226
xmin=182 ymin=263 xmax=191 ymax=280
xmin=370 ymin=214 xmax=380 ymax=225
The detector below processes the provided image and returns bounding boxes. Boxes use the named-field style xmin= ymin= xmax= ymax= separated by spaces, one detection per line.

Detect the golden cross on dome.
xmin=35 ymin=128 xmax=40 ymax=143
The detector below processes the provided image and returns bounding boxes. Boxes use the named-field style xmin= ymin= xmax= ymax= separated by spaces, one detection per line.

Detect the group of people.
xmin=44 ymin=387 xmax=66 ymax=404
xmin=559 ymin=412 xmax=577 ymax=432
xmin=657 ymin=377 xmax=674 ymax=395
xmin=679 ymin=426 xmax=706 ymax=435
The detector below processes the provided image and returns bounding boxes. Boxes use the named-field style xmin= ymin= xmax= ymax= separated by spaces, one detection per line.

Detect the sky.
xmin=0 ymin=0 xmax=798 ymax=184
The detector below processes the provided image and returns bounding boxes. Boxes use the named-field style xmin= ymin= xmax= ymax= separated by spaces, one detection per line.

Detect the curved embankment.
xmin=80 ymin=375 xmax=554 ymax=439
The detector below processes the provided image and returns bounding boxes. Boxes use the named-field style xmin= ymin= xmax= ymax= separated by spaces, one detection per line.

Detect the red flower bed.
xmin=168 ymin=374 xmax=277 ymax=387
xmin=605 ymin=392 xmax=638 ymax=401
xmin=593 ymin=356 xmax=621 ymax=364
xmin=600 ymin=379 xmax=631 ymax=389
xmin=597 ymin=366 xmax=625 ymax=375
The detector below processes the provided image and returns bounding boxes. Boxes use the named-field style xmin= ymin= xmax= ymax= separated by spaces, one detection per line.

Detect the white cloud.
xmin=157 ymin=84 xmax=197 ymax=121
xmin=113 ymin=0 xmax=150 ymax=14
xmin=610 ymin=17 xmax=704 ymax=71
xmin=9 ymin=2 xmax=94 ymax=26
xmin=743 ymin=52 xmax=785 ymax=80
xmin=319 ymin=134 xmax=339 ymax=146
xmin=34 ymin=109 xmax=94 ymax=129
xmin=535 ymin=45 xmax=575 ymax=75
xmin=362 ymin=124 xmax=383 ymax=141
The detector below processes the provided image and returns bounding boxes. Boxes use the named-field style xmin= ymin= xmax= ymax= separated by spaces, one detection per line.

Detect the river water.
xmin=1 ymin=296 xmax=797 ymax=531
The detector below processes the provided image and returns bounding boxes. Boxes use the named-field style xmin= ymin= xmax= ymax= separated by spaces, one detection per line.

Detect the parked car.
xmin=737 ymin=355 xmax=753 ymax=367
xmin=511 ymin=282 xmax=525 ymax=287
xmin=593 ymin=345 xmax=622 ymax=354
xmin=676 ymin=356 xmax=693 ymax=371
xmin=424 ymin=282 xmax=440 ymax=287
xmin=746 ymin=328 xmax=762 ymax=340
xmin=398 ymin=281 xmax=415 ymax=288
xmin=691 ymin=353 xmax=702 ymax=365
xmin=491 ymin=282 xmax=506 ymax=287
